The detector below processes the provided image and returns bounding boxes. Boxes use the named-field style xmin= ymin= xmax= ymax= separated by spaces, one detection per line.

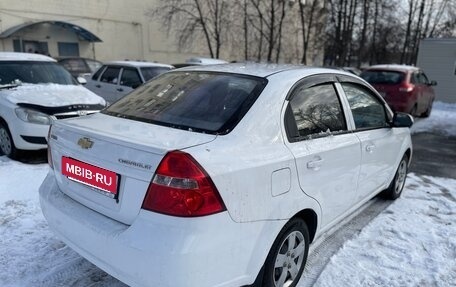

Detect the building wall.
xmin=0 ymin=0 xmax=202 ymax=64
xmin=417 ymin=38 xmax=456 ymax=103
xmin=0 ymin=1 xmax=326 ymax=66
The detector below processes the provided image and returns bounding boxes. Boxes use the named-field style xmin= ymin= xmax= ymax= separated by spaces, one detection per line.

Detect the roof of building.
xmin=0 ymin=21 xmax=102 ymax=42
xmin=0 ymin=52 xmax=56 ymax=62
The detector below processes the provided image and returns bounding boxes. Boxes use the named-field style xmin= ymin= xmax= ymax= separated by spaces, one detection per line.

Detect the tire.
xmin=261 ymin=218 xmax=309 ymax=287
xmin=0 ymin=122 xmax=20 ymax=159
xmin=382 ymin=154 xmax=409 ymax=200
xmin=421 ymin=100 xmax=433 ymax=118
xmin=409 ymin=104 xmax=417 ymax=117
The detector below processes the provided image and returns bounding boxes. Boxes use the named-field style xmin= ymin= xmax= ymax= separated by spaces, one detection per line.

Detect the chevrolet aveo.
xmin=39 ymin=64 xmax=413 ymax=287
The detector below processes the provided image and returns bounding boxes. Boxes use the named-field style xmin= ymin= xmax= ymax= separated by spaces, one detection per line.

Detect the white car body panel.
xmin=49 ymin=113 xmax=216 ymax=224
xmin=0 ymin=84 xmax=105 ymax=150
xmin=40 ymin=173 xmax=285 ymax=287
xmin=287 ymin=134 xmax=362 ymax=227
xmin=40 ymin=64 xmax=413 ymax=287
xmin=6 ymin=83 xmax=105 ymax=107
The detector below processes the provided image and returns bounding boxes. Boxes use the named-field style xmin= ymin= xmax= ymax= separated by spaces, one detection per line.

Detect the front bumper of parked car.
xmin=12 ymin=120 xmax=50 ymax=150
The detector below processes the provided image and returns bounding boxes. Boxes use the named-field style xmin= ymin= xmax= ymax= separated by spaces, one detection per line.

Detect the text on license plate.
xmin=62 ymin=157 xmax=118 ymax=195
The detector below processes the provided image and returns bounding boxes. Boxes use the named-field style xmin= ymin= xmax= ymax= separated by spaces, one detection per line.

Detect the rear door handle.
xmin=117 ymin=88 xmax=124 ymax=92
xmin=307 ymin=158 xmax=324 ymax=170
xmin=366 ymin=144 xmax=376 ymax=153
xmin=95 ymin=84 xmax=101 ymax=88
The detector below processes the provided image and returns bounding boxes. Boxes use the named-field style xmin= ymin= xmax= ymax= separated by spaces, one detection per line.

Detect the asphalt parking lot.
xmin=410 ymin=132 xmax=456 ymax=179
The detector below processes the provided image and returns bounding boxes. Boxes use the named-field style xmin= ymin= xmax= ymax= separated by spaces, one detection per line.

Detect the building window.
xmin=13 ymin=40 xmax=49 ymax=55
xmin=58 ymin=42 xmax=79 ymax=57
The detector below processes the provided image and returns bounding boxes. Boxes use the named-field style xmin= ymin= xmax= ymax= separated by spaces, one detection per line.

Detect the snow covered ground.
xmin=0 ymin=101 xmax=455 ymax=286
xmin=311 ymin=173 xmax=456 ymax=287
xmin=412 ymin=101 xmax=456 ymax=137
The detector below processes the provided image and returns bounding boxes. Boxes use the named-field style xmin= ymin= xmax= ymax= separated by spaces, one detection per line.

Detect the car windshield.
xmin=360 ymin=70 xmax=405 ymax=84
xmin=140 ymin=67 xmax=172 ymax=82
xmin=0 ymin=61 xmax=76 ymax=85
xmin=103 ymin=71 xmax=267 ymax=134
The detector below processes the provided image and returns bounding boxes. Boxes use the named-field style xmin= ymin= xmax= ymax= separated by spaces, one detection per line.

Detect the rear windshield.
xmin=103 ymin=71 xmax=267 ymax=134
xmin=360 ymin=70 xmax=405 ymax=85
xmin=0 ymin=61 xmax=76 ymax=85
xmin=141 ymin=67 xmax=172 ymax=82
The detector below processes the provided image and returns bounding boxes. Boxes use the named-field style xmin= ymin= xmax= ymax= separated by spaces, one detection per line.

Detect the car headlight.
xmin=15 ymin=108 xmax=52 ymax=125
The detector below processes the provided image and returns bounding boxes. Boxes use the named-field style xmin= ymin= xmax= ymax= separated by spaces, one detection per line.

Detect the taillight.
xmin=47 ymin=125 xmax=53 ymax=169
xmin=399 ymin=84 xmax=414 ymax=92
xmin=142 ymin=151 xmax=226 ymax=217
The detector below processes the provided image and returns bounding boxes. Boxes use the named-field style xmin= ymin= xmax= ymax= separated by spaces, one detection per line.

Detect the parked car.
xmin=40 ymin=64 xmax=412 ymax=287
xmin=0 ymin=52 xmax=106 ymax=159
xmin=57 ymin=57 xmax=103 ymax=78
xmin=85 ymin=61 xmax=173 ymax=104
xmin=361 ymin=64 xmax=436 ymax=117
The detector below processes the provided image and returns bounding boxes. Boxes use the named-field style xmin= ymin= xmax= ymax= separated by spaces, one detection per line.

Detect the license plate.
xmin=62 ymin=157 xmax=118 ymax=196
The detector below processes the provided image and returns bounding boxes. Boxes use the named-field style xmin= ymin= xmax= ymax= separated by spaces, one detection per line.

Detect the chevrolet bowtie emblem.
xmin=77 ymin=137 xmax=94 ymax=149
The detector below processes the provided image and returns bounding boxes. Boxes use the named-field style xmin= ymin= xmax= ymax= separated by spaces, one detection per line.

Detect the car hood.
xmin=5 ymin=83 xmax=106 ymax=107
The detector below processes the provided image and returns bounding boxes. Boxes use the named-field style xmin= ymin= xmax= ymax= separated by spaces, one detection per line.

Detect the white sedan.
xmin=39 ymin=64 xmax=413 ymax=287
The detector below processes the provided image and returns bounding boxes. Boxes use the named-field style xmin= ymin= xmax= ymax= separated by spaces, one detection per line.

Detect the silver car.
xmin=85 ymin=61 xmax=173 ymax=104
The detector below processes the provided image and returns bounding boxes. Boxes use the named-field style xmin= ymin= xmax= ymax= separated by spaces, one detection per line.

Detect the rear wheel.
xmin=262 ymin=218 xmax=309 ymax=287
xmin=409 ymin=104 xmax=417 ymax=117
xmin=382 ymin=154 xmax=409 ymax=200
xmin=421 ymin=100 xmax=433 ymax=118
xmin=0 ymin=122 xmax=20 ymax=159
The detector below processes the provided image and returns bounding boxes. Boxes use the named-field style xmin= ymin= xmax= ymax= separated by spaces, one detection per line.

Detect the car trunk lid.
xmin=49 ymin=113 xmax=216 ymax=225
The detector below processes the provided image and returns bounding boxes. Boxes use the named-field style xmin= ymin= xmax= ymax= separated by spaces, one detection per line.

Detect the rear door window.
xmin=100 ymin=66 xmax=121 ymax=84
xmin=104 ymin=72 xmax=267 ymax=134
xmin=288 ymin=83 xmax=347 ymax=139
xmin=92 ymin=65 xmax=105 ymax=80
xmin=120 ymin=68 xmax=142 ymax=88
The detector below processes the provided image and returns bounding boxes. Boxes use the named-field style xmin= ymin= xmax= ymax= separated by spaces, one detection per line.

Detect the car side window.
xmin=341 ymin=83 xmax=388 ymax=129
xmin=120 ymin=68 xmax=142 ymax=88
xmin=418 ymin=72 xmax=429 ymax=85
xmin=92 ymin=65 xmax=105 ymax=80
xmin=288 ymin=83 xmax=347 ymax=139
xmin=100 ymin=66 xmax=121 ymax=84
xmin=410 ymin=73 xmax=419 ymax=84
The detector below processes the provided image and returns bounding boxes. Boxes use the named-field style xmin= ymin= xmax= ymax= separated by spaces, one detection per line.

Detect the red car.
xmin=361 ymin=65 xmax=436 ymax=117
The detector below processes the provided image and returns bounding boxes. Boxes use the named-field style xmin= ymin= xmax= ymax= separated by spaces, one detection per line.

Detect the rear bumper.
xmin=39 ymin=172 xmax=282 ymax=287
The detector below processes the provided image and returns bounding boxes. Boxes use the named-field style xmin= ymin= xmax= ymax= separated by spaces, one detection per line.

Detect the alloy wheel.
xmin=0 ymin=126 xmax=12 ymax=156
xmin=273 ymin=231 xmax=306 ymax=287
xmin=394 ymin=159 xmax=407 ymax=194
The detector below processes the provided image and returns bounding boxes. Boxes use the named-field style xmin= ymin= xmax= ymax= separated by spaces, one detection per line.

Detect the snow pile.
xmin=313 ymin=173 xmax=456 ymax=287
xmin=411 ymin=101 xmax=456 ymax=136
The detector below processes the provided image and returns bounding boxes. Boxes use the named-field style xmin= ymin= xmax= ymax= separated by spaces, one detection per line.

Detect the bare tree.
xmin=149 ymin=0 xmax=232 ymax=58
xmin=299 ymin=0 xmax=326 ymax=64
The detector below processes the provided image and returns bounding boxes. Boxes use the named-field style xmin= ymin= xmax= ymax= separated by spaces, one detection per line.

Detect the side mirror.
xmin=392 ymin=112 xmax=414 ymax=128
xmin=77 ymin=76 xmax=87 ymax=85
xmin=429 ymin=80 xmax=437 ymax=86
